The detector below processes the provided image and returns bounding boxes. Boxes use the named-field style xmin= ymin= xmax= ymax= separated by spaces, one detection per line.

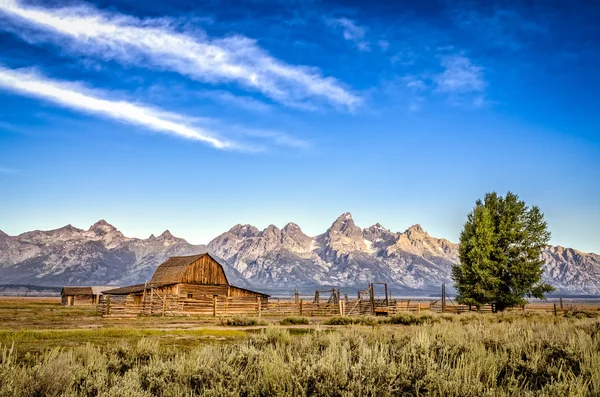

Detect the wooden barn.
xmin=99 ymin=253 xmax=269 ymax=316
xmin=61 ymin=286 xmax=116 ymax=306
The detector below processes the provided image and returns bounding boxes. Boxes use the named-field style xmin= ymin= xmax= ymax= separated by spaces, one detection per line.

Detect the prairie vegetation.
xmin=1 ymin=309 xmax=599 ymax=396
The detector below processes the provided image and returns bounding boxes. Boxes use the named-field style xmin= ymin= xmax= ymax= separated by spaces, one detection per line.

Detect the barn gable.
xmin=150 ymin=253 xmax=229 ymax=285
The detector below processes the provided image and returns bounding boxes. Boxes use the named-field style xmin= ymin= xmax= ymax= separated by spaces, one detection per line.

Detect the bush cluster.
xmin=279 ymin=317 xmax=310 ymax=326
xmin=223 ymin=316 xmax=266 ymax=326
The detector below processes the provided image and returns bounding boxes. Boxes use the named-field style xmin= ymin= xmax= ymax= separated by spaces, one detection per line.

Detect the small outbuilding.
xmin=61 ymin=286 xmax=116 ymax=306
xmin=100 ymin=253 xmax=269 ymax=316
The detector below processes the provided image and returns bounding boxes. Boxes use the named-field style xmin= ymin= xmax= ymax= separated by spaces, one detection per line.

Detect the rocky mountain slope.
xmin=1 ymin=214 xmax=599 ymax=294
xmin=0 ymin=220 xmax=247 ymax=287
xmin=208 ymin=213 xmax=600 ymax=294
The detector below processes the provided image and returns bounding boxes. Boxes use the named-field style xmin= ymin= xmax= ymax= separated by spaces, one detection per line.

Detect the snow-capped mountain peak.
xmin=1 ymin=215 xmax=599 ymax=294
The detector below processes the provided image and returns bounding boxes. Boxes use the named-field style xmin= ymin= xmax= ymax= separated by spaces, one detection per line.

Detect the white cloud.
xmin=0 ymin=65 xmax=235 ymax=149
xmin=434 ymin=54 xmax=487 ymax=106
xmin=327 ymin=17 xmax=370 ymax=51
xmin=435 ymin=55 xmax=485 ymax=94
xmin=0 ymin=0 xmax=360 ymax=110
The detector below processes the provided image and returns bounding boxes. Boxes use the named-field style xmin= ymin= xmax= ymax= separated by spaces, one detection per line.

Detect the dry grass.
xmin=1 ymin=298 xmax=599 ymax=396
xmin=0 ymin=315 xmax=599 ymax=396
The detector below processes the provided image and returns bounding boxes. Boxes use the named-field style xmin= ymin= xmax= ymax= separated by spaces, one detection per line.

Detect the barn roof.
xmin=150 ymin=253 xmax=230 ymax=285
xmin=102 ymin=283 xmax=175 ymax=295
xmin=61 ymin=286 xmax=115 ymax=296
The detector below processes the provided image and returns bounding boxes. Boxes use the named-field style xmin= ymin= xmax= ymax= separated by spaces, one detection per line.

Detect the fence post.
xmin=300 ymin=299 xmax=303 ymax=316
xmin=142 ymin=281 xmax=147 ymax=315
xmin=213 ymin=295 xmax=218 ymax=318
xmin=106 ymin=295 xmax=111 ymax=316
xmin=370 ymin=283 xmax=375 ymax=316
xmin=441 ymin=283 xmax=446 ymax=313
xmin=553 ymin=303 xmax=557 ymax=316
xmin=384 ymin=284 xmax=389 ymax=307
xmin=560 ymin=297 xmax=563 ymax=311
xmin=339 ymin=299 xmax=344 ymax=316
xmin=257 ymin=296 xmax=262 ymax=317
xmin=150 ymin=288 xmax=154 ymax=315
xmin=162 ymin=295 xmax=166 ymax=317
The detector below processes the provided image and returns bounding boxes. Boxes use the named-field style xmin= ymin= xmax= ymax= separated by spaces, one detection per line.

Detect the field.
xmin=0 ymin=298 xmax=599 ymax=396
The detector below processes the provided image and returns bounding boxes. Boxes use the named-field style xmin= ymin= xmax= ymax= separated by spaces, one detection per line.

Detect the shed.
xmin=61 ymin=286 xmax=116 ymax=306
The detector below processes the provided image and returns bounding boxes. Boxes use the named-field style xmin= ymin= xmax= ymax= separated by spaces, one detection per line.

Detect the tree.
xmin=452 ymin=192 xmax=554 ymax=311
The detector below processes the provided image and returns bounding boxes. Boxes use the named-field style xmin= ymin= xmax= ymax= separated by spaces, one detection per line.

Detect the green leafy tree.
xmin=452 ymin=192 xmax=554 ymax=311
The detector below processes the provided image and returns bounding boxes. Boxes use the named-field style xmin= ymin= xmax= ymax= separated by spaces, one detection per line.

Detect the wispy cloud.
xmin=0 ymin=0 xmax=360 ymax=110
xmin=377 ymin=40 xmax=390 ymax=52
xmin=434 ymin=54 xmax=486 ymax=106
xmin=381 ymin=52 xmax=488 ymax=111
xmin=0 ymin=65 xmax=235 ymax=149
xmin=326 ymin=17 xmax=370 ymax=51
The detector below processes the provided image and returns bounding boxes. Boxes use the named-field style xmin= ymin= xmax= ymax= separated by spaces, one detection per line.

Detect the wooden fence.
xmin=97 ymin=292 xmax=598 ymax=318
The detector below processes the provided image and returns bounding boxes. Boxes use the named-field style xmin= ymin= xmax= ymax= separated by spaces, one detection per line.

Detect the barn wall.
xmin=181 ymin=255 xmax=228 ymax=285
xmin=179 ymin=284 xmax=229 ymax=298
xmin=61 ymin=295 xmax=96 ymax=306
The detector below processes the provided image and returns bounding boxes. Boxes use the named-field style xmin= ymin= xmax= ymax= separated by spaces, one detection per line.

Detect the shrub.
xmin=224 ymin=316 xmax=266 ymax=326
xmin=384 ymin=313 xmax=438 ymax=325
xmin=323 ymin=316 xmax=378 ymax=326
xmin=279 ymin=317 xmax=310 ymax=325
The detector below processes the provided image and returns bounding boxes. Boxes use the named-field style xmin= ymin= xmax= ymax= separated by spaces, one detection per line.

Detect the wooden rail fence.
xmin=97 ymin=292 xmax=598 ymax=318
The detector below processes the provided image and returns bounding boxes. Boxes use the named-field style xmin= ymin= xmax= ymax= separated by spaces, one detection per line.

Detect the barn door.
xmin=67 ymin=296 xmax=74 ymax=306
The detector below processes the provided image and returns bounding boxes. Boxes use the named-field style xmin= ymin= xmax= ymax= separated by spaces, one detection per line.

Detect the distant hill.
xmin=1 ymin=215 xmax=599 ymax=294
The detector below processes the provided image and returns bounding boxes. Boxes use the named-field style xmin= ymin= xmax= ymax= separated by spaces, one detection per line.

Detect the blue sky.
xmin=0 ymin=0 xmax=598 ymax=252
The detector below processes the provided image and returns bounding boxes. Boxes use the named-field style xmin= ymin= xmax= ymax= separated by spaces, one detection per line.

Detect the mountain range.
xmin=1 ymin=214 xmax=599 ymax=294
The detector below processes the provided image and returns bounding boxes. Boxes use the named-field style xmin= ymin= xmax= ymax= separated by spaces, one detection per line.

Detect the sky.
xmin=0 ymin=0 xmax=599 ymax=253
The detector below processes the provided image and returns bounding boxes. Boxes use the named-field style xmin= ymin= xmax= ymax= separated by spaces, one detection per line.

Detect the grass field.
xmin=0 ymin=298 xmax=599 ymax=396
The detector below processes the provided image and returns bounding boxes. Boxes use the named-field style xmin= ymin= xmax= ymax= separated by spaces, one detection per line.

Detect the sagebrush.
xmin=1 ymin=315 xmax=599 ymax=396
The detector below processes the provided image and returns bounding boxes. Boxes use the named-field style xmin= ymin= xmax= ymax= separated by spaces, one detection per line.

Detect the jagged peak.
xmin=0 ymin=229 xmax=8 ymax=237
xmin=227 ymin=224 xmax=260 ymax=238
xmin=336 ymin=212 xmax=353 ymax=221
xmin=405 ymin=224 xmax=425 ymax=234
xmin=159 ymin=230 xmax=174 ymax=239
xmin=53 ymin=224 xmax=84 ymax=233
xmin=330 ymin=212 xmax=357 ymax=229
xmin=367 ymin=222 xmax=387 ymax=231
xmin=148 ymin=234 xmax=156 ymax=240
xmin=260 ymin=224 xmax=281 ymax=237
xmin=283 ymin=222 xmax=301 ymax=231
xmin=89 ymin=219 xmax=117 ymax=233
